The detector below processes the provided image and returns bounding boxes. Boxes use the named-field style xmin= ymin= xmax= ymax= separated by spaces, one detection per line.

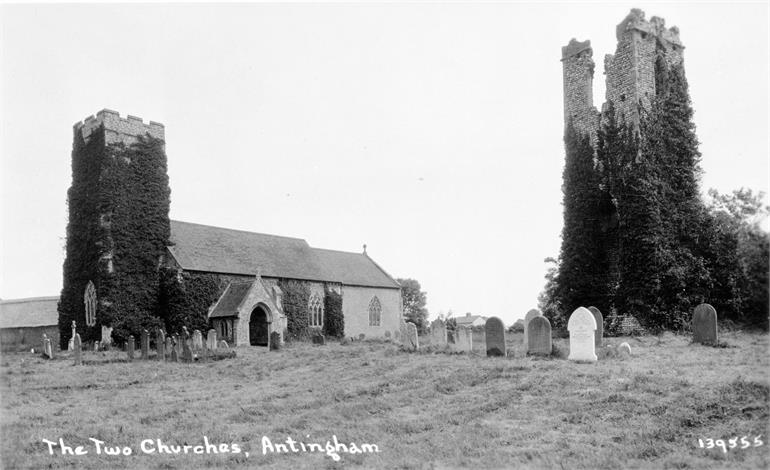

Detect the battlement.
xmin=561 ymin=39 xmax=592 ymax=61
xmin=74 ymin=109 xmax=165 ymax=145
xmin=616 ymin=8 xmax=683 ymax=48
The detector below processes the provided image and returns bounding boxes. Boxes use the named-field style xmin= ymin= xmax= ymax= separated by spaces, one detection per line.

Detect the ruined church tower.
xmin=58 ymin=110 xmax=170 ymax=347
xmin=561 ymin=8 xmax=685 ymax=142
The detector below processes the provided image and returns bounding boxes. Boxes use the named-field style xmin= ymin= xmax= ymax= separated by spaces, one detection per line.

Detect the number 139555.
xmin=698 ymin=435 xmax=763 ymax=453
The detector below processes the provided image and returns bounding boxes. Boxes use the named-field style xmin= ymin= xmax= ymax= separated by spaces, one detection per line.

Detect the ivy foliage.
xmin=279 ymin=279 xmax=310 ymax=340
xmin=323 ymin=289 xmax=344 ymax=338
xmin=157 ymin=268 xmax=220 ymax=336
xmin=59 ymin=126 xmax=171 ymax=346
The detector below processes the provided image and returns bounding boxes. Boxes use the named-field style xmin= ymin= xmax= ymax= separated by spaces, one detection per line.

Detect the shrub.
xmin=323 ymin=290 xmax=344 ymax=338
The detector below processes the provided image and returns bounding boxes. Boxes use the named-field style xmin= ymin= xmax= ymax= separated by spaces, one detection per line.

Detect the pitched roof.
xmin=455 ymin=314 xmax=486 ymax=326
xmin=0 ymin=296 xmax=59 ymax=328
xmin=209 ymin=281 xmax=253 ymax=318
xmin=168 ymin=220 xmax=400 ymax=289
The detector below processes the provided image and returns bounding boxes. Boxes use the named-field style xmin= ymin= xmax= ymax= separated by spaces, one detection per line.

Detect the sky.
xmin=1 ymin=2 xmax=768 ymax=326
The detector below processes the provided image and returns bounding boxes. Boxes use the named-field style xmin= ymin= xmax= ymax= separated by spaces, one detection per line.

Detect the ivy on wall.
xmin=278 ymin=279 xmax=310 ymax=340
xmin=157 ymin=268 xmax=220 ymax=336
xmin=58 ymin=126 xmax=171 ymax=346
xmin=323 ymin=290 xmax=344 ymax=338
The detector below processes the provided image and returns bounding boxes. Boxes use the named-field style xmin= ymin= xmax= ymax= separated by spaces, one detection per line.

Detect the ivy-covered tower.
xmin=556 ymin=9 xmax=705 ymax=329
xmin=58 ymin=109 xmax=170 ymax=347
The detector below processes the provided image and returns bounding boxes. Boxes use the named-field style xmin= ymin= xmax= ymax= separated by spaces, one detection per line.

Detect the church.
xmin=57 ymin=109 xmax=402 ymax=348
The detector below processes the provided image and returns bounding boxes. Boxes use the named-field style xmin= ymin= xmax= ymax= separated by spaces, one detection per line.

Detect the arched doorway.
xmin=249 ymin=305 xmax=270 ymax=346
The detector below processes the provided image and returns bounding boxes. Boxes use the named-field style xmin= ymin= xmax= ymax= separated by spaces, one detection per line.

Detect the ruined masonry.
xmin=562 ymin=8 xmax=684 ymax=142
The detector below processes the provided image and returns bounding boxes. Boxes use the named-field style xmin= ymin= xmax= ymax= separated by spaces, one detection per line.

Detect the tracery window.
xmin=84 ymin=281 xmax=97 ymax=327
xmin=368 ymin=296 xmax=381 ymax=326
xmin=309 ymin=294 xmax=324 ymax=328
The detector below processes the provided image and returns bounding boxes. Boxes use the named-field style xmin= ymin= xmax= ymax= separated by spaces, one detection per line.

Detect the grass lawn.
xmin=1 ymin=330 xmax=768 ymax=469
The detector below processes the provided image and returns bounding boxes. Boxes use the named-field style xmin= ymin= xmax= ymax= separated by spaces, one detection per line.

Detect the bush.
xmin=323 ymin=290 xmax=344 ymax=338
xmin=279 ymin=279 xmax=310 ymax=340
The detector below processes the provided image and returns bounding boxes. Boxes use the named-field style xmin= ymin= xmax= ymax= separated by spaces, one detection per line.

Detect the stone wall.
xmin=340 ymin=286 xmax=402 ymax=338
xmin=563 ymin=9 xmax=685 ymax=138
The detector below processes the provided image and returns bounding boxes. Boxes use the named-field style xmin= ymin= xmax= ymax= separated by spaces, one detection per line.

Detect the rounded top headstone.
xmin=567 ymin=307 xmax=597 ymax=331
xmin=693 ymin=303 xmax=717 ymax=319
xmin=525 ymin=309 xmax=542 ymax=322
xmin=529 ymin=316 xmax=550 ymax=329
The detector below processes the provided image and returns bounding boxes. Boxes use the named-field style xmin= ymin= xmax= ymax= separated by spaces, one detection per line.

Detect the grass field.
xmin=1 ymin=331 xmax=768 ymax=469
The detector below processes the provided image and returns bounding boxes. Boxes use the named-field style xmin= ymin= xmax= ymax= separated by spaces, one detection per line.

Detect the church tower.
xmin=58 ymin=109 xmax=170 ymax=347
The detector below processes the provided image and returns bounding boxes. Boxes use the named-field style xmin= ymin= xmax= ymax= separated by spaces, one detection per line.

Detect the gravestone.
xmin=169 ymin=343 xmax=178 ymax=362
xmin=127 ymin=335 xmax=135 ymax=361
xmin=312 ymin=333 xmax=325 ymax=345
xmin=692 ymin=303 xmax=718 ymax=345
xmin=527 ymin=316 xmax=552 ymax=356
xmin=269 ymin=332 xmax=280 ymax=351
xmin=567 ymin=307 xmax=597 ymax=362
xmin=393 ymin=330 xmax=401 ymax=342
xmin=399 ymin=320 xmax=408 ymax=344
xmin=68 ymin=321 xmax=77 ymax=351
xmin=617 ymin=342 xmax=631 ymax=356
xmin=405 ymin=322 xmax=419 ymax=351
xmin=358 ymin=333 xmax=366 ymax=341
xmin=218 ymin=340 xmax=229 ymax=349
xmin=485 ymin=317 xmax=506 ymax=357
xmin=430 ymin=319 xmax=448 ymax=347
xmin=42 ymin=334 xmax=54 ymax=359
xmin=588 ymin=306 xmax=604 ymax=348
xmin=181 ymin=338 xmax=193 ymax=363
xmin=94 ymin=341 xmax=100 ymax=352
xmin=206 ymin=329 xmax=217 ymax=350
xmin=156 ymin=329 xmax=166 ymax=361
xmin=523 ymin=308 xmax=542 ymax=350
xmin=101 ymin=325 xmax=113 ymax=347
xmin=165 ymin=337 xmax=173 ymax=362
xmin=173 ymin=334 xmax=182 ymax=358
xmin=141 ymin=329 xmax=149 ymax=360
xmin=72 ymin=333 xmax=82 ymax=365
xmin=454 ymin=326 xmax=473 ymax=352
xmin=200 ymin=337 xmax=209 ymax=362
xmin=384 ymin=331 xmax=391 ymax=339
xmin=192 ymin=329 xmax=203 ymax=352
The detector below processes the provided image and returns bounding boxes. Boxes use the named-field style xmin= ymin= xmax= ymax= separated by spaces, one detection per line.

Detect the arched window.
xmin=84 ymin=281 xmax=97 ymax=327
xmin=368 ymin=296 xmax=381 ymax=326
xmin=308 ymin=294 xmax=324 ymax=328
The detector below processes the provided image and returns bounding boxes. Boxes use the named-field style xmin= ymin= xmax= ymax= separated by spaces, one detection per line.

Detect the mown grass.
xmin=1 ymin=331 xmax=768 ymax=469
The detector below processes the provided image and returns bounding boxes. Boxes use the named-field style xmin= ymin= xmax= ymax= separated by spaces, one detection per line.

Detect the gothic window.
xmin=368 ymin=296 xmax=381 ymax=326
xmin=309 ymin=294 xmax=324 ymax=328
xmin=84 ymin=281 xmax=97 ymax=327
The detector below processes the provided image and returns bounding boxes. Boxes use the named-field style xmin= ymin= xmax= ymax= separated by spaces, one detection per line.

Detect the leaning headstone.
xmin=181 ymin=338 xmax=193 ymax=363
xmin=140 ymin=329 xmax=149 ymax=360
xmin=127 ymin=335 xmax=135 ymax=361
xmin=192 ymin=329 xmax=203 ymax=352
xmin=217 ymin=340 xmax=229 ymax=349
xmin=567 ymin=307 xmax=597 ymax=362
xmin=527 ymin=316 xmax=552 ymax=356
xmin=156 ymin=329 xmax=166 ymax=361
xmin=693 ymin=303 xmax=718 ymax=345
xmin=523 ymin=308 xmax=542 ymax=350
xmin=430 ymin=318 xmax=448 ymax=347
xmin=454 ymin=326 xmax=473 ymax=352
xmin=312 ymin=333 xmax=325 ymax=345
xmin=43 ymin=334 xmax=55 ymax=359
xmin=588 ymin=306 xmax=604 ymax=348
xmin=405 ymin=322 xmax=419 ymax=351
xmin=485 ymin=317 xmax=506 ymax=357
xmin=72 ymin=333 xmax=82 ymax=365
xmin=617 ymin=342 xmax=632 ymax=357
xmin=206 ymin=329 xmax=217 ymax=350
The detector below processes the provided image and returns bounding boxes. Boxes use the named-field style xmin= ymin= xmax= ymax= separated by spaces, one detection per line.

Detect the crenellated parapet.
xmin=74 ymin=109 xmax=165 ymax=145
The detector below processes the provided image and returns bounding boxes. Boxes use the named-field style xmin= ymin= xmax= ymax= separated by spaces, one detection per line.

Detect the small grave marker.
xmin=312 ymin=333 xmax=325 ymax=345
xmin=567 ymin=307 xmax=597 ymax=362
xmin=218 ymin=340 xmax=229 ymax=349
xmin=270 ymin=332 xmax=281 ymax=351
xmin=523 ymin=308 xmax=542 ymax=350
xmin=430 ymin=318 xmax=447 ymax=347
xmin=588 ymin=306 xmax=604 ymax=348
xmin=692 ymin=303 xmax=718 ymax=345
xmin=141 ymin=329 xmax=149 ymax=360
xmin=405 ymin=322 xmax=419 ymax=351
xmin=72 ymin=333 xmax=82 ymax=366
xmin=527 ymin=316 xmax=552 ymax=356
xmin=127 ymin=335 xmax=135 ymax=361
xmin=157 ymin=329 xmax=166 ymax=361
xmin=485 ymin=317 xmax=506 ymax=357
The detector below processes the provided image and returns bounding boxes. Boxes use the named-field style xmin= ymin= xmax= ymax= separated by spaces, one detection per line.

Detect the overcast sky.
xmin=1 ymin=3 xmax=768 ymax=326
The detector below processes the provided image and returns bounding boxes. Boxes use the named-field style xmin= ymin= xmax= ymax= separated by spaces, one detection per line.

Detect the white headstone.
xmin=430 ymin=319 xmax=447 ymax=347
xmin=523 ymin=308 xmax=543 ymax=350
xmin=567 ymin=307 xmax=597 ymax=362
xmin=454 ymin=326 xmax=473 ymax=353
